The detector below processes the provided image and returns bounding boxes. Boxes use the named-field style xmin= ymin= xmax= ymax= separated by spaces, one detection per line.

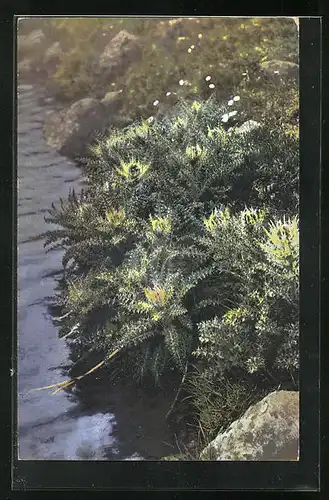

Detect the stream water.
xmin=17 ymin=83 xmax=176 ymax=460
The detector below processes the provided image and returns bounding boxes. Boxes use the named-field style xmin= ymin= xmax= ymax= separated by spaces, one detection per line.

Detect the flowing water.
xmin=17 ymin=83 xmax=176 ymax=461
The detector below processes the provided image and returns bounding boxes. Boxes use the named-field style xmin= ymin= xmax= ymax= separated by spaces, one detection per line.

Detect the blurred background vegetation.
xmin=17 ymin=17 xmax=299 ymax=458
xmin=18 ymin=17 xmax=299 ymax=134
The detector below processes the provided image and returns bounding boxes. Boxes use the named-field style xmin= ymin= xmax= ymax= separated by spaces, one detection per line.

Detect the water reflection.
xmin=17 ymin=83 xmax=176 ymax=461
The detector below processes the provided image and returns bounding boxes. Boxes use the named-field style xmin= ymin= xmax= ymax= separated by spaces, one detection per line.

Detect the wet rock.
xmin=200 ymin=391 xmax=299 ymax=461
xmin=43 ymin=97 xmax=115 ymax=159
xmin=260 ymin=60 xmax=299 ymax=80
xmin=98 ymin=30 xmax=142 ymax=80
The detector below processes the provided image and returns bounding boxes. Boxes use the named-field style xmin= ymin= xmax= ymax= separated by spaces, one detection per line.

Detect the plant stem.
xmin=166 ymin=362 xmax=188 ymax=420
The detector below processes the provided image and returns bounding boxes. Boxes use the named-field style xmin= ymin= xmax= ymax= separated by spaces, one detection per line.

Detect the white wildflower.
xmin=209 ymin=83 xmax=215 ymax=89
xmin=179 ymin=79 xmax=185 ymax=85
xmin=166 ymin=92 xmax=171 ymax=96
xmin=205 ymin=75 xmax=211 ymax=81
xmin=228 ymin=99 xmax=234 ymax=106
xmin=233 ymin=95 xmax=240 ymax=101
xmin=228 ymin=110 xmax=237 ymax=118
xmin=153 ymin=100 xmax=159 ymax=106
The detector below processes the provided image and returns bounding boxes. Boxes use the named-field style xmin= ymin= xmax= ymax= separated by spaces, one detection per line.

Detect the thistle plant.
xmin=40 ymin=96 xmax=298 ymax=394
xmin=193 ymin=208 xmax=299 ymax=375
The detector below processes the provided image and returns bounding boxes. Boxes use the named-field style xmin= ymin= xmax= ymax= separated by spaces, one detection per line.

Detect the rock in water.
xmin=98 ymin=30 xmax=142 ymax=80
xmin=43 ymin=97 xmax=117 ymax=159
xmin=200 ymin=391 xmax=299 ymax=461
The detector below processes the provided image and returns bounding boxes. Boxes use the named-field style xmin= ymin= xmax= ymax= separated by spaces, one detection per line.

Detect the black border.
xmin=0 ymin=8 xmax=322 ymax=494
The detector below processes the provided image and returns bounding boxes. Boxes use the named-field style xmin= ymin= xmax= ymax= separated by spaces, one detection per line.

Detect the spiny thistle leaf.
xmin=41 ymin=96 xmax=299 ymax=385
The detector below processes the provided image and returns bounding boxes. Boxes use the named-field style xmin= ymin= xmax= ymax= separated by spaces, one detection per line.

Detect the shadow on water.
xmin=17 ymin=82 xmax=177 ymax=461
xmin=61 ymin=365 xmax=180 ymax=460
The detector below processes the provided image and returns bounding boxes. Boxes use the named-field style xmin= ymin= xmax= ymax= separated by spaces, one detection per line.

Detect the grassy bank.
xmin=18 ymin=18 xmax=298 ymax=132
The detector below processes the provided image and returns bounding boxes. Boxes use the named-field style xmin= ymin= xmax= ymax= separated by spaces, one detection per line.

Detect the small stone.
xmin=260 ymin=60 xmax=299 ymax=80
xmin=235 ymin=120 xmax=261 ymax=134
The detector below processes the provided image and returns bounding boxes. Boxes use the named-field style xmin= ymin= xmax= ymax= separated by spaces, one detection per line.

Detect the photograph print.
xmin=17 ymin=16 xmax=300 ymax=462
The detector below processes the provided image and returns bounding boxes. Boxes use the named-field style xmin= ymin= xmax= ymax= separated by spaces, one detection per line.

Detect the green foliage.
xmin=20 ymin=18 xmax=298 ymax=130
xmin=24 ymin=18 xmax=159 ymax=101
xmin=119 ymin=17 xmax=298 ymax=124
xmin=82 ymin=97 xmax=298 ymax=218
xmin=20 ymin=17 xmax=300 ymax=449
xmin=186 ymin=367 xmax=266 ymax=442
xmin=193 ymin=209 xmax=299 ymax=375
xmin=44 ymin=97 xmax=298 ymax=389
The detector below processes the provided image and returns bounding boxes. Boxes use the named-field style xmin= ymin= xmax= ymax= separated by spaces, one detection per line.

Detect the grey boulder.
xmin=200 ymin=390 xmax=299 ymax=461
xmin=43 ymin=97 xmax=120 ymax=159
xmin=98 ymin=30 xmax=142 ymax=80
